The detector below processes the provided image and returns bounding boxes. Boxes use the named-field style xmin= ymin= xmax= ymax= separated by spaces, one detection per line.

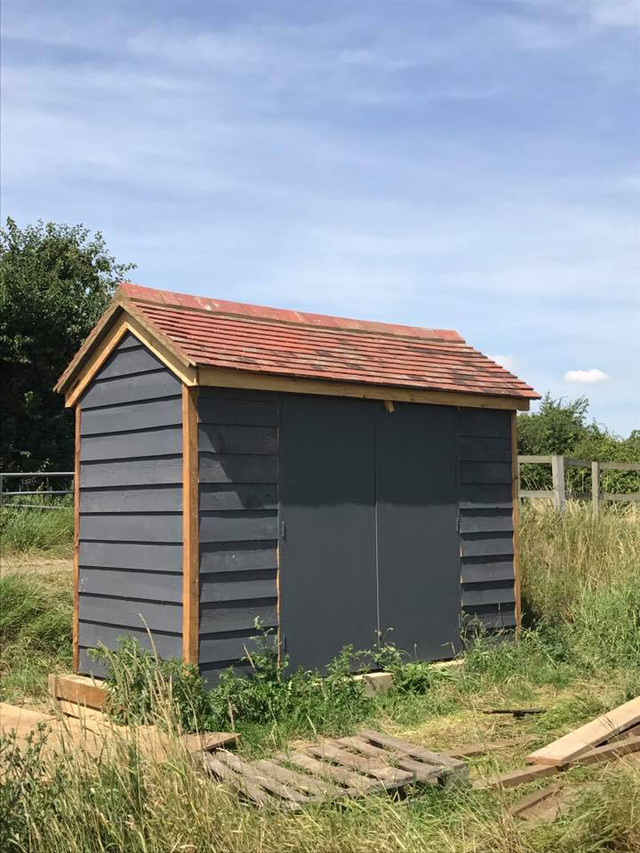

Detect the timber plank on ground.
xmin=526 ymin=697 xmax=640 ymax=766
xmin=476 ymin=734 xmax=640 ymax=790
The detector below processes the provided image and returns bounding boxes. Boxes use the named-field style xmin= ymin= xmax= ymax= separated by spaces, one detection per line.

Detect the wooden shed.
xmin=56 ymin=283 xmax=539 ymax=683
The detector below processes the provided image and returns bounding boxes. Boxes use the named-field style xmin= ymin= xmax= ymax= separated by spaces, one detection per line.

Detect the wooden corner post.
xmin=73 ymin=405 xmax=81 ymax=671
xmin=511 ymin=411 xmax=522 ymax=632
xmin=182 ymin=385 xmax=199 ymax=665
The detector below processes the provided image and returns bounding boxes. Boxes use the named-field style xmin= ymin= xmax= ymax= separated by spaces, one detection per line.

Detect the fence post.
xmin=591 ymin=460 xmax=600 ymax=517
xmin=551 ymin=455 xmax=566 ymax=512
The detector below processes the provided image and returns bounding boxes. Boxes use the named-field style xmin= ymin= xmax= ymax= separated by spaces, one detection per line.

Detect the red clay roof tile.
xmin=116 ymin=282 xmax=539 ymax=400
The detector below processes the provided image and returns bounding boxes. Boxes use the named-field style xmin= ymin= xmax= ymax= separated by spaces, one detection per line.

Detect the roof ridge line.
xmin=130 ymin=295 xmax=468 ymax=347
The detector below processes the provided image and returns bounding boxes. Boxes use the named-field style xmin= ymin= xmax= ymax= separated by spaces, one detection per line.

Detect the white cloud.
xmin=564 ymin=368 xmax=610 ymax=383
xmin=488 ymin=354 xmax=517 ymax=372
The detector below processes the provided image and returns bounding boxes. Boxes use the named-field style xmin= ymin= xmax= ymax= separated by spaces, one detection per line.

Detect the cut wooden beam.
xmin=49 ymin=674 xmax=106 ymax=711
xmin=509 ymin=782 xmax=563 ymax=817
xmin=575 ymin=734 xmax=640 ymax=767
xmin=526 ymin=697 xmax=640 ymax=766
xmin=476 ymin=734 xmax=640 ymax=789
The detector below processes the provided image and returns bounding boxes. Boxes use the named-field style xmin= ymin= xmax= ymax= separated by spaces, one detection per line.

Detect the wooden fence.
xmin=517 ymin=456 xmax=640 ymax=513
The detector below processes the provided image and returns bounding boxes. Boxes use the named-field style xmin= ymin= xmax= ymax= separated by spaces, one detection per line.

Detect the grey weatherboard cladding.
xmin=77 ymin=332 xmax=183 ymax=677
xmin=197 ymin=389 xmax=279 ymax=683
xmin=457 ymin=409 xmax=517 ymax=629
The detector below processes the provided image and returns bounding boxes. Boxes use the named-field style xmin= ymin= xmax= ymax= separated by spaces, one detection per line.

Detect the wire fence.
xmin=0 ymin=472 xmax=74 ymax=509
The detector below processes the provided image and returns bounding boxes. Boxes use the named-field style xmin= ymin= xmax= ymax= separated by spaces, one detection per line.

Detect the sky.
xmin=2 ymin=0 xmax=639 ymax=435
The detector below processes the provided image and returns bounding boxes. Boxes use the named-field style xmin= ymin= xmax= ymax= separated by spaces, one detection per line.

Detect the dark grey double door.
xmin=279 ymin=395 xmax=460 ymax=671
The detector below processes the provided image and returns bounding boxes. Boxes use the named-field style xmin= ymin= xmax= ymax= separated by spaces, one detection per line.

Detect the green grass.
xmin=1 ymin=501 xmax=639 ymax=852
xmin=0 ymin=571 xmax=72 ymax=701
xmin=0 ymin=500 xmax=73 ymax=557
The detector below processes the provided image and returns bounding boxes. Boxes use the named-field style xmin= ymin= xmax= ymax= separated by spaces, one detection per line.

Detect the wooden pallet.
xmin=201 ymin=729 xmax=468 ymax=809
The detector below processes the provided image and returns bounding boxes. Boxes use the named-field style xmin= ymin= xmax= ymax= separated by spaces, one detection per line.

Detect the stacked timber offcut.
xmin=476 ymin=695 xmax=640 ymax=792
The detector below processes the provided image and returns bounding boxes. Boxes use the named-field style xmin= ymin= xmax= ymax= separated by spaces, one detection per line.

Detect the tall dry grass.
xmin=521 ymin=500 xmax=639 ymax=624
xmin=2 ymin=501 xmax=639 ymax=852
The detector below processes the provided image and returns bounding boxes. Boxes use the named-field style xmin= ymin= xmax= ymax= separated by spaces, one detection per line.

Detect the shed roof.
xmin=56 ymin=282 xmax=540 ymax=403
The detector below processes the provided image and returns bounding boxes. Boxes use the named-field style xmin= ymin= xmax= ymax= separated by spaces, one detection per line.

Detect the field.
xmin=1 ymin=500 xmax=639 ymax=852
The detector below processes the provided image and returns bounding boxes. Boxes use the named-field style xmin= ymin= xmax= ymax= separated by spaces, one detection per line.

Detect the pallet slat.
xmin=526 ymin=697 xmax=640 ymax=766
xmin=215 ymin=751 xmax=310 ymax=804
xmin=305 ymin=742 xmax=414 ymax=785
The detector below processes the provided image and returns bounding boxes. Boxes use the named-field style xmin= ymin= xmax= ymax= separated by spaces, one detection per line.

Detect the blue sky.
xmin=2 ymin=0 xmax=639 ymax=434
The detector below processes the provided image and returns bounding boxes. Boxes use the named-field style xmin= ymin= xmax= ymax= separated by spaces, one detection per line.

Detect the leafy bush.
xmin=93 ymin=630 xmax=375 ymax=744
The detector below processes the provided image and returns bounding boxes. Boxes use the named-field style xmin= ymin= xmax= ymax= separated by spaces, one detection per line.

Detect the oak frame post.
xmin=511 ymin=412 xmax=522 ymax=631
xmin=591 ymin=460 xmax=600 ymax=517
xmin=182 ymin=385 xmax=200 ymax=665
xmin=551 ymin=455 xmax=566 ymax=512
xmin=73 ymin=406 xmax=81 ymax=671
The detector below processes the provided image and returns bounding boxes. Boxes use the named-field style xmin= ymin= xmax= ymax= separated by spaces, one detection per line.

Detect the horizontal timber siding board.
xmin=198 ymin=424 xmax=277 ymax=455
xmin=457 ymin=436 xmax=512 ymax=462
xmin=79 ymin=513 xmax=182 ymax=543
xmin=199 ymin=600 xmax=278 ymax=634
xmin=199 ymin=631 xmax=276 ymax=665
xmin=81 ymin=456 xmax=182 ymax=487
xmin=116 ymin=332 xmax=145 ymax=350
xmin=459 ymin=461 xmax=512 ymax=485
xmin=198 ymin=396 xmax=279 ymax=426
xmin=199 ymin=511 xmax=278 ymax=543
xmin=78 ymin=622 xmax=181 ymax=659
xmin=462 ymin=606 xmax=517 ymax=629
xmin=199 ymin=453 xmax=278 ymax=484
xmin=77 ymin=650 xmax=108 ymax=679
xmin=95 ymin=344 xmax=166 ymax=381
xmin=199 ymin=484 xmax=277 ymax=511
xmin=459 ymin=509 xmax=514 ymax=534
xmin=460 ymin=558 xmax=515 ymax=584
xmin=79 ymin=541 xmax=182 ymax=572
xmin=200 ymin=571 xmax=277 ymax=604
xmin=80 ymin=369 xmax=181 ymax=410
xmin=200 ymin=543 xmax=278 ymax=574
xmin=460 ymin=533 xmax=514 ymax=558
xmin=462 ymin=584 xmax=516 ymax=607
xmin=79 ymin=568 xmax=182 ymax=602
xmin=80 ymin=398 xmax=182 ymax=436
xmin=79 ymin=593 xmax=182 ymax=633
xmin=457 ymin=409 xmax=511 ymax=438
xmin=459 ymin=483 xmax=513 ymax=509
xmin=80 ymin=486 xmax=182 ymax=514
xmin=80 ymin=427 xmax=182 ymax=461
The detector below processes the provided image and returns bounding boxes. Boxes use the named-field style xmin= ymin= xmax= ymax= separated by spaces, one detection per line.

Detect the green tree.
xmin=0 ymin=218 xmax=134 ymax=472
xmin=517 ymin=394 xmax=639 ymax=493
xmin=517 ymin=393 xmax=596 ymax=455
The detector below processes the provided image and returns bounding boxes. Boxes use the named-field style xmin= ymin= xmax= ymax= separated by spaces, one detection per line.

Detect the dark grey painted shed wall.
xmin=456 ymin=409 xmax=516 ymax=629
xmin=197 ymin=389 xmax=279 ymax=683
xmin=195 ymin=388 xmax=517 ymax=677
xmin=77 ymin=332 xmax=183 ymax=676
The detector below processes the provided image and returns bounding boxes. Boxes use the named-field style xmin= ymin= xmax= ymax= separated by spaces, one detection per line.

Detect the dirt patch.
xmin=0 ymin=555 xmax=73 ymax=578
